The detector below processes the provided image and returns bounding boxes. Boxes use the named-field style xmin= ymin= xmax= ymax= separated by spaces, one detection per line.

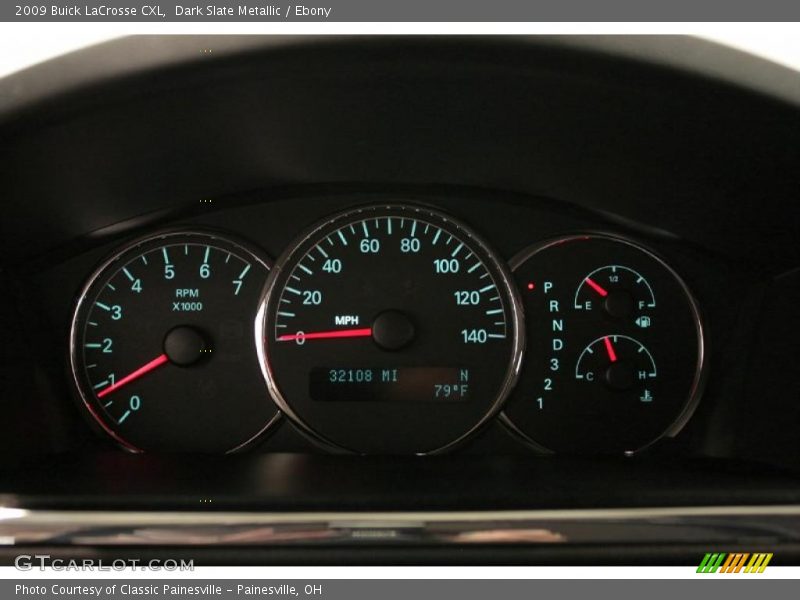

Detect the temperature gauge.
xmin=502 ymin=234 xmax=706 ymax=454
xmin=576 ymin=335 xmax=656 ymax=394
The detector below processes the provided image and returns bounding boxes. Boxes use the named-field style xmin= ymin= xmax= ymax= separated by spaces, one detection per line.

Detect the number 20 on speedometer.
xmin=257 ymin=204 xmax=524 ymax=454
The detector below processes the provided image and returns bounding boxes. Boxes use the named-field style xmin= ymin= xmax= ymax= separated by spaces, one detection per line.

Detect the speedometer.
xmin=257 ymin=204 xmax=524 ymax=454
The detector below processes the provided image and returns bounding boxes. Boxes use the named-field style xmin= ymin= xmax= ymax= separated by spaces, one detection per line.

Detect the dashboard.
xmin=62 ymin=197 xmax=708 ymax=457
xmin=1 ymin=35 xmax=799 ymax=565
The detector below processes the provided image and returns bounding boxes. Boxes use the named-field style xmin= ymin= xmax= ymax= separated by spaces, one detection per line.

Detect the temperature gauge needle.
xmin=585 ymin=277 xmax=609 ymax=297
xmin=277 ymin=328 xmax=373 ymax=342
xmin=97 ymin=353 xmax=169 ymax=398
xmin=603 ymin=336 xmax=618 ymax=363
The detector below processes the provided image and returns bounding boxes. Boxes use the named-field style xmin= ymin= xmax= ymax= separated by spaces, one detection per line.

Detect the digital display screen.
xmin=309 ymin=367 xmax=472 ymax=403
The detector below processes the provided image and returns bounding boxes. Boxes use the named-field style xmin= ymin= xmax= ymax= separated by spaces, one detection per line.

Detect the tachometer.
xmin=257 ymin=204 xmax=524 ymax=454
xmin=70 ymin=230 xmax=277 ymax=453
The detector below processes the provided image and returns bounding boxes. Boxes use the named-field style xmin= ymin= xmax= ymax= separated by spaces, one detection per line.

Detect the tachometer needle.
xmin=97 ymin=353 xmax=169 ymax=398
xmin=585 ymin=276 xmax=609 ymax=297
xmin=603 ymin=336 xmax=618 ymax=363
xmin=277 ymin=328 xmax=373 ymax=342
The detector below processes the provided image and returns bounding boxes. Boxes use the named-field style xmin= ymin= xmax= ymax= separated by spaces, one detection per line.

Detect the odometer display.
xmin=70 ymin=230 xmax=276 ymax=453
xmin=259 ymin=204 xmax=523 ymax=454
xmin=309 ymin=367 xmax=472 ymax=403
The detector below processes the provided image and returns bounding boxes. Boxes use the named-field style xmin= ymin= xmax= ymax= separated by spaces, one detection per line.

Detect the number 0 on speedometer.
xmin=258 ymin=204 xmax=524 ymax=454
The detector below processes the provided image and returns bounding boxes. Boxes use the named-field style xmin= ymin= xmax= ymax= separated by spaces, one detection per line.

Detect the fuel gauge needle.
xmin=96 ymin=353 xmax=169 ymax=398
xmin=603 ymin=336 xmax=618 ymax=363
xmin=585 ymin=276 xmax=609 ymax=297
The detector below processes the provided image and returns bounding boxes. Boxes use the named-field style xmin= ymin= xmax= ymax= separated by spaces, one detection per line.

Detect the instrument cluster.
xmin=67 ymin=201 xmax=707 ymax=455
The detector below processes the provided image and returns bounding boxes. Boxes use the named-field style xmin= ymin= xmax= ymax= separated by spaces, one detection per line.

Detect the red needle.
xmin=277 ymin=327 xmax=373 ymax=342
xmin=97 ymin=353 xmax=169 ymax=398
xmin=585 ymin=277 xmax=609 ymax=297
xmin=603 ymin=336 xmax=618 ymax=363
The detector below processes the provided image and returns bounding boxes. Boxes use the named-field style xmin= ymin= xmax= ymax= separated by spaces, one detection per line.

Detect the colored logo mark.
xmin=697 ymin=553 xmax=773 ymax=573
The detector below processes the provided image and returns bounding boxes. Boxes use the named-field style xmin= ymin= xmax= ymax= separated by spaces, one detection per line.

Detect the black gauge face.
xmin=259 ymin=204 xmax=524 ymax=454
xmin=502 ymin=234 xmax=705 ymax=454
xmin=70 ymin=231 xmax=276 ymax=453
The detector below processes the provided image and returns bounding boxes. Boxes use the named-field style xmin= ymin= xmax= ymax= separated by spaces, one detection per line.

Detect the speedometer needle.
xmin=277 ymin=328 xmax=373 ymax=342
xmin=96 ymin=353 xmax=169 ymax=398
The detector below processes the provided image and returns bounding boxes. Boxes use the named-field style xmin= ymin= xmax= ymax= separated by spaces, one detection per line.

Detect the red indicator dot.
xmin=527 ymin=282 xmax=535 ymax=291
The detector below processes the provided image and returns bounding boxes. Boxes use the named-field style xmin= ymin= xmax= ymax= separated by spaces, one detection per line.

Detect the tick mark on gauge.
xmin=468 ymin=262 xmax=481 ymax=273
xmin=337 ymin=231 xmax=347 ymax=245
xmin=432 ymin=229 xmax=442 ymax=245
xmin=285 ymin=286 xmax=301 ymax=295
xmin=479 ymin=284 xmax=495 ymax=293
xmin=298 ymin=264 xmax=313 ymax=275
xmin=96 ymin=302 xmax=111 ymax=311
xmin=122 ymin=267 xmax=135 ymax=282
xmin=317 ymin=245 xmax=328 ymax=258
xmin=239 ymin=264 xmax=251 ymax=279
xmin=451 ymin=243 xmax=464 ymax=258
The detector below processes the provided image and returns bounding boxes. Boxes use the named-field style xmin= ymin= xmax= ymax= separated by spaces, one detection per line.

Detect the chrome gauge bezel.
xmin=500 ymin=232 xmax=708 ymax=455
xmin=69 ymin=228 xmax=279 ymax=454
xmin=255 ymin=203 xmax=526 ymax=455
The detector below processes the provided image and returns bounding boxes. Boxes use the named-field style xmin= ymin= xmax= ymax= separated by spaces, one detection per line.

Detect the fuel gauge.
xmin=502 ymin=234 xmax=706 ymax=454
xmin=575 ymin=266 xmax=656 ymax=318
